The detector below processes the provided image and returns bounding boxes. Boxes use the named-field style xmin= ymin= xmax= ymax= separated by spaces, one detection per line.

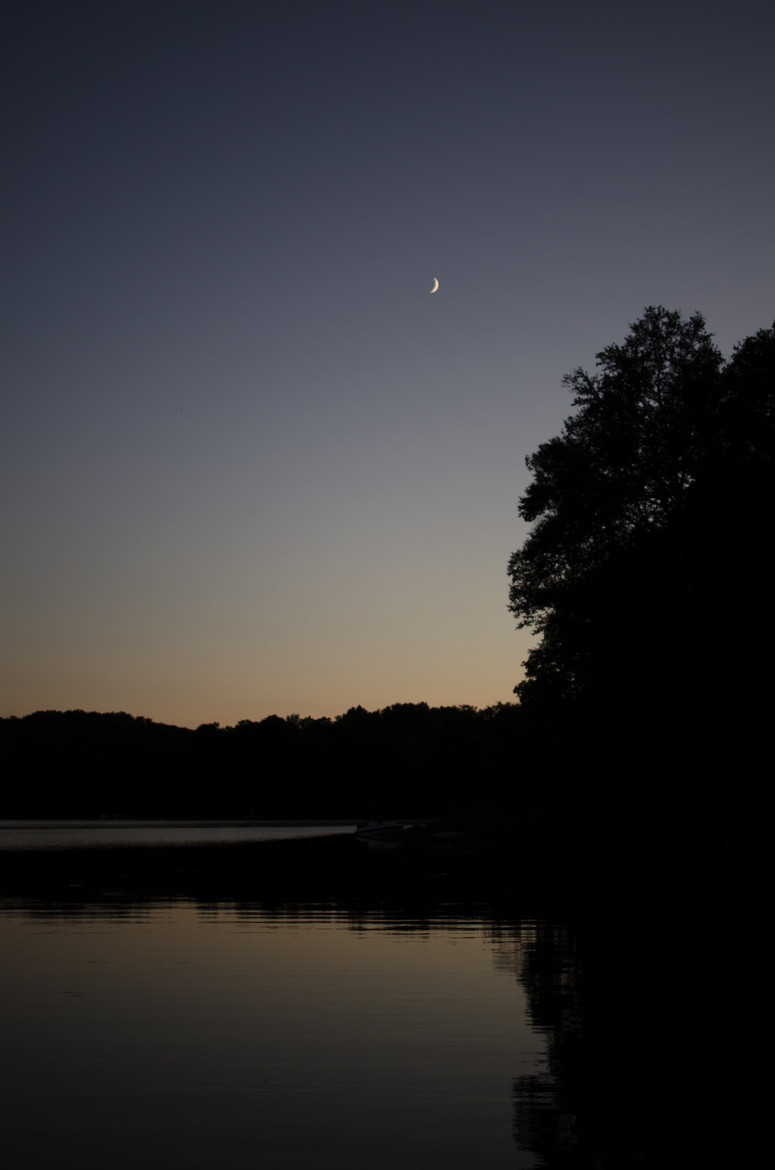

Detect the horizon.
xmin=3 ymin=698 xmax=518 ymax=733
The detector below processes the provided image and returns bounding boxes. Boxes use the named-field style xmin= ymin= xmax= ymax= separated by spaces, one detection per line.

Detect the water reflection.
xmin=0 ymin=832 xmax=742 ymax=1168
xmin=1 ymin=835 xmax=547 ymax=1170
xmin=509 ymin=891 xmax=743 ymax=1169
xmin=0 ymin=819 xmax=356 ymax=850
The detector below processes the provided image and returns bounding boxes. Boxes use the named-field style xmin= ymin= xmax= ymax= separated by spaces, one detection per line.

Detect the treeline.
xmin=0 ymin=702 xmax=548 ymax=819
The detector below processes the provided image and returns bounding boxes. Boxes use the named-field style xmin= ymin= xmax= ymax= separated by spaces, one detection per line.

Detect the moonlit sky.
xmin=3 ymin=0 xmax=773 ymax=728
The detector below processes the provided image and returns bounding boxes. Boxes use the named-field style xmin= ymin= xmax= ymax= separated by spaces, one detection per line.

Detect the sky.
xmin=2 ymin=0 xmax=773 ymax=729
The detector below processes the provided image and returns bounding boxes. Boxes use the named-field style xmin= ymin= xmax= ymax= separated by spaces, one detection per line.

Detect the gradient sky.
xmin=3 ymin=0 xmax=773 ymax=728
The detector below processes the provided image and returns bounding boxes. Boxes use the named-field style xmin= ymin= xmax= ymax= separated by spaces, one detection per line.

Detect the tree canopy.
xmin=508 ymin=306 xmax=775 ymax=704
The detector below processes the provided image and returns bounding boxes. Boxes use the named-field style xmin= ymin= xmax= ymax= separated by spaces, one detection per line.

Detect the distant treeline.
xmin=0 ymin=703 xmax=551 ymax=819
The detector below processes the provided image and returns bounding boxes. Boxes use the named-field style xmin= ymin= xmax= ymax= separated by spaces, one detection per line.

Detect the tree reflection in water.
xmin=0 ymin=830 xmax=747 ymax=1168
xmin=509 ymin=880 xmax=744 ymax=1169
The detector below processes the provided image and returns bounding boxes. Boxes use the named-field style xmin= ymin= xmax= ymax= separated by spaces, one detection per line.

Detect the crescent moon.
xmin=430 ymin=277 xmax=439 ymax=294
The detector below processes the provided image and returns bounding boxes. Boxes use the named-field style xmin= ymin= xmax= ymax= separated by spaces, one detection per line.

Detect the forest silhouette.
xmin=3 ymin=307 xmax=772 ymax=884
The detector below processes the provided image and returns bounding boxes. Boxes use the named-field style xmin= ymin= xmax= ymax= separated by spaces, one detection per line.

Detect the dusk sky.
xmin=3 ymin=0 xmax=773 ymax=728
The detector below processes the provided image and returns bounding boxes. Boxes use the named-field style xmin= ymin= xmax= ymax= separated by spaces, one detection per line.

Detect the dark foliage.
xmin=0 ymin=702 xmax=528 ymax=819
xmin=508 ymin=307 xmax=725 ymax=695
xmin=507 ymin=307 xmax=775 ymax=867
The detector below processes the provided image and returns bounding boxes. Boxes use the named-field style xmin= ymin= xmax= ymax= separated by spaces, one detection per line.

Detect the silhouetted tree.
xmin=507 ymin=306 xmax=724 ymax=701
xmin=507 ymin=308 xmax=775 ymax=866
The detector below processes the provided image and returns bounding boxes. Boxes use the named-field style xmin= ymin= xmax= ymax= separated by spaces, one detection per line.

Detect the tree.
xmin=507 ymin=308 xmax=775 ymax=866
xmin=507 ymin=306 xmax=725 ymax=701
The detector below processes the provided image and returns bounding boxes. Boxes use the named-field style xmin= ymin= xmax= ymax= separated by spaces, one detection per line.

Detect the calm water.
xmin=0 ymin=823 xmax=742 ymax=1168
xmin=0 ymin=820 xmax=357 ymax=850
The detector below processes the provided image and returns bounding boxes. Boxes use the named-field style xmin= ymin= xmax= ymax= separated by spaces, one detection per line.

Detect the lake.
xmin=0 ymin=822 xmax=742 ymax=1168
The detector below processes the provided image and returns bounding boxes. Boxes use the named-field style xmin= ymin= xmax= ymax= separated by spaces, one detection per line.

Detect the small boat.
xmin=354 ymin=820 xmax=414 ymax=842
